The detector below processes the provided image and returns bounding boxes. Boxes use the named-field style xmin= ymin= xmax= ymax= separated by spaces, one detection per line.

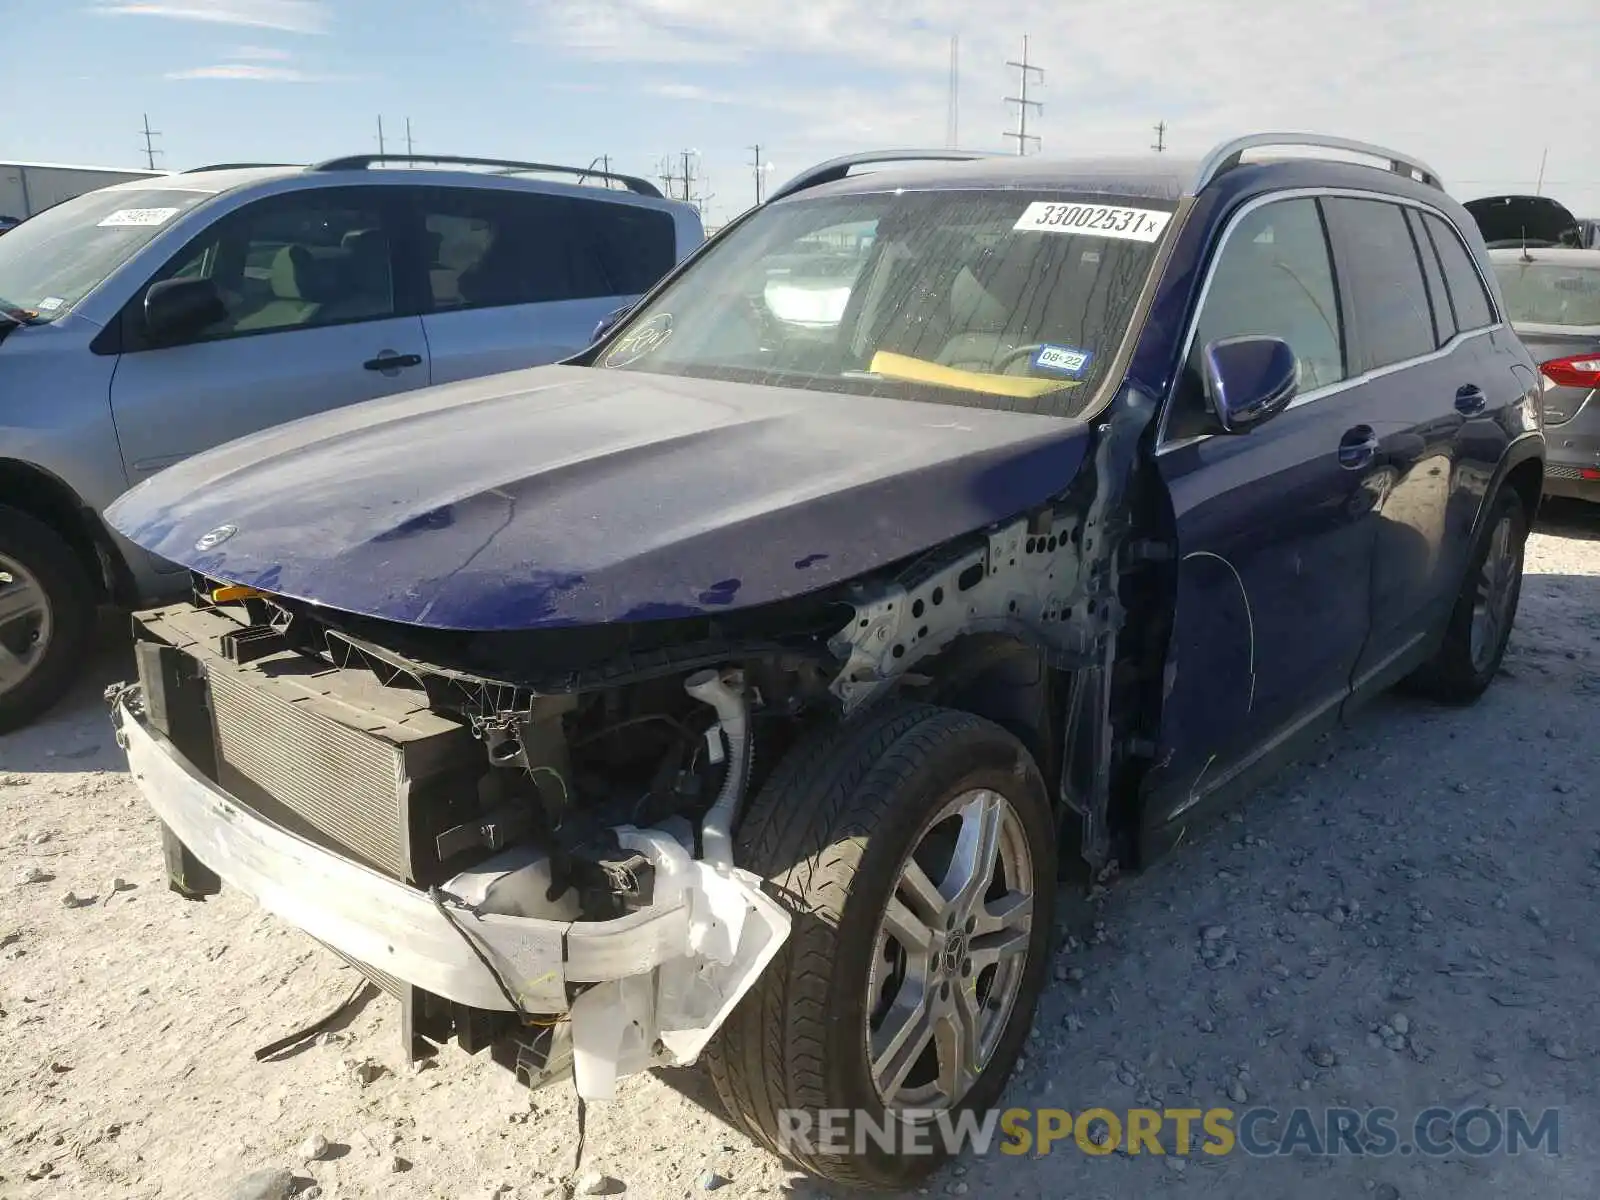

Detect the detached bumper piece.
xmin=111 ymin=604 xmax=789 ymax=1099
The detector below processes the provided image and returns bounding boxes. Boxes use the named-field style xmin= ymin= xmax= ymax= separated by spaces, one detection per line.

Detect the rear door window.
xmin=1422 ymin=213 xmax=1496 ymax=331
xmin=1322 ymin=198 xmax=1437 ymax=370
xmin=417 ymin=187 xmax=676 ymax=313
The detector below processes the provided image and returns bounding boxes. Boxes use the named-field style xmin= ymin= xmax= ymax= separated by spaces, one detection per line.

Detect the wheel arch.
xmin=0 ymin=458 xmax=130 ymax=604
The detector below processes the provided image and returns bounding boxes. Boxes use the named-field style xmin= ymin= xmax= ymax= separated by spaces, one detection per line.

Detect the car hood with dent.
xmin=104 ymin=366 xmax=1094 ymax=630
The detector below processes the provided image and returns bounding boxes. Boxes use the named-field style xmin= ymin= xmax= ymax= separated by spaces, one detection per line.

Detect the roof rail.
xmin=305 ymin=154 xmax=663 ymax=197
xmin=1193 ymin=134 xmax=1443 ymax=193
xmin=767 ymin=149 xmax=1004 ymax=204
xmin=182 ymin=162 xmax=300 ymax=173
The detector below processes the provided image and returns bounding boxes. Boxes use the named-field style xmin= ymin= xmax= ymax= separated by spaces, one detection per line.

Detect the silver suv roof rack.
xmin=182 ymin=162 xmax=300 ymax=173
xmin=768 ymin=149 xmax=1004 ymax=204
xmin=306 ymin=154 xmax=664 ymax=198
xmin=1193 ymin=134 xmax=1443 ymax=193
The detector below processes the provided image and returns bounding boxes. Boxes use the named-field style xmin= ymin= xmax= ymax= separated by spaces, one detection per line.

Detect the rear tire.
xmin=704 ymin=702 xmax=1057 ymax=1191
xmin=0 ymin=506 xmax=95 ymax=734
xmin=1404 ymin=487 xmax=1527 ymax=705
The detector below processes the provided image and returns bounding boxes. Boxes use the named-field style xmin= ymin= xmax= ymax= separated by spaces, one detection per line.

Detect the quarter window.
xmin=1405 ymin=208 xmax=1451 ymax=347
xmin=418 ymin=188 xmax=676 ymax=312
xmin=1171 ymin=197 xmax=1345 ymax=439
xmin=1422 ymin=213 xmax=1495 ymax=331
xmin=1322 ymin=198 xmax=1436 ymax=370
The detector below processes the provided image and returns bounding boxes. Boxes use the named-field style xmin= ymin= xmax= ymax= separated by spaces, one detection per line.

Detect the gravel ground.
xmin=2 ymin=500 xmax=1598 ymax=1200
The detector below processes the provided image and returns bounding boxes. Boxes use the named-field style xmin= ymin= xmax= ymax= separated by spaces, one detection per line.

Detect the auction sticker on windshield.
xmin=1014 ymin=201 xmax=1171 ymax=242
xmin=96 ymin=207 xmax=182 ymax=229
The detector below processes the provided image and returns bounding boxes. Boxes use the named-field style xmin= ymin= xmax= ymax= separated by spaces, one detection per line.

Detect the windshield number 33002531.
xmin=1013 ymin=201 xmax=1172 ymax=243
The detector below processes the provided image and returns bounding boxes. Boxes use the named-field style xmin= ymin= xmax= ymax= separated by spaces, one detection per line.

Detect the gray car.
xmin=1489 ymin=246 xmax=1600 ymax=502
xmin=0 ymin=155 xmax=704 ymax=731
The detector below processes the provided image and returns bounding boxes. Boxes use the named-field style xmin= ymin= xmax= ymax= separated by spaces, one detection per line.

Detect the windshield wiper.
xmin=0 ymin=300 xmax=42 ymax=326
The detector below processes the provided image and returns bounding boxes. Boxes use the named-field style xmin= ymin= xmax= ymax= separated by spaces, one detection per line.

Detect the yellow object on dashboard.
xmin=210 ymin=585 xmax=264 ymax=604
xmin=867 ymin=350 xmax=1080 ymax=399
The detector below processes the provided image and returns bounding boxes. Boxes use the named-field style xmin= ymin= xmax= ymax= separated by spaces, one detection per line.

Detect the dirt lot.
xmin=3 ymin=501 xmax=1598 ymax=1200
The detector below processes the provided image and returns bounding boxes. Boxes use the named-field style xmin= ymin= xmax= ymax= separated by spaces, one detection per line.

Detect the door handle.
xmin=1337 ymin=425 xmax=1379 ymax=470
xmin=1455 ymin=384 xmax=1488 ymax=415
xmin=363 ymin=351 xmax=423 ymax=372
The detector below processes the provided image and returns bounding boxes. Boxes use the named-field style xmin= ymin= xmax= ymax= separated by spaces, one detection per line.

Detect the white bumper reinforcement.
xmin=116 ymin=697 xmax=789 ymax=1092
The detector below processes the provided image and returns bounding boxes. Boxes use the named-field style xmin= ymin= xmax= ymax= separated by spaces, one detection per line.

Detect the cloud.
xmin=578 ymin=0 xmax=1599 ymax=215
xmin=165 ymin=62 xmax=316 ymax=81
xmin=646 ymin=82 xmax=742 ymax=105
xmin=97 ymin=0 xmax=326 ymax=35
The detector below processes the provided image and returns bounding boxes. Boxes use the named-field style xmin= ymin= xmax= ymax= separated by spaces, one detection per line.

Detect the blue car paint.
xmin=104 ymin=366 xmax=1093 ymax=630
xmin=106 ymin=152 xmax=1544 ymax=861
xmin=1127 ymin=160 xmax=1542 ymax=834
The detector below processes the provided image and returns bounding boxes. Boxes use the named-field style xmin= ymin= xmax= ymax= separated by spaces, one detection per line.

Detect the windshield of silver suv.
xmin=597 ymin=188 xmax=1173 ymax=416
xmin=0 ymin=187 xmax=213 ymax=321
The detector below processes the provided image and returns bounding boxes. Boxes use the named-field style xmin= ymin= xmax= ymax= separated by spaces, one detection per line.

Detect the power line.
xmin=1003 ymin=35 xmax=1042 ymax=157
xmin=1152 ymin=121 xmax=1168 ymax=153
xmin=139 ymin=114 xmax=163 ymax=170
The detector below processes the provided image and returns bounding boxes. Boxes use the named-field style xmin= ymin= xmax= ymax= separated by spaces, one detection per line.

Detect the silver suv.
xmin=0 ymin=155 xmax=703 ymax=730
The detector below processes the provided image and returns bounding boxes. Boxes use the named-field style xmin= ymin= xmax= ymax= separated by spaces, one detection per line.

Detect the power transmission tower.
xmin=139 ymin=114 xmax=163 ymax=170
xmin=1003 ymin=35 xmax=1042 ymax=156
xmin=946 ymin=34 xmax=960 ymax=148
xmin=1151 ymin=121 xmax=1168 ymax=153
xmin=680 ymin=149 xmax=698 ymax=203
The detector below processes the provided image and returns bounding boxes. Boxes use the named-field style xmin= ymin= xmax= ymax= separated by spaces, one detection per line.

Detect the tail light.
xmin=1540 ymin=355 xmax=1600 ymax=389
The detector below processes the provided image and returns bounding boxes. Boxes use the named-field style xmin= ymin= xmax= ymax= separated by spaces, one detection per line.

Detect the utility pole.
xmin=139 ymin=114 xmax=162 ymax=170
xmin=1151 ymin=121 xmax=1168 ymax=153
xmin=946 ymin=34 xmax=960 ymax=148
xmin=405 ymin=117 xmax=414 ymax=156
xmin=377 ymin=115 xmax=386 ymax=155
xmin=1003 ymin=35 xmax=1043 ymax=156
xmin=751 ymin=144 xmax=772 ymax=205
xmin=1534 ymin=145 xmax=1548 ymax=196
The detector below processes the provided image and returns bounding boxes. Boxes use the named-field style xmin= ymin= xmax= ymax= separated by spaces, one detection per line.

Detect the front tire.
xmin=1404 ymin=487 xmax=1527 ymax=705
xmin=704 ymin=703 xmax=1057 ymax=1191
xmin=0 ymin=506 xmax=95 ymax=734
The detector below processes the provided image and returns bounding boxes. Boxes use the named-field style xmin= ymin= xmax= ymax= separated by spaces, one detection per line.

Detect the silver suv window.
xmin=135 ymin=188 xmax=396 ymax=346
xmin=0 ymin=187 xmax=211 ymax=320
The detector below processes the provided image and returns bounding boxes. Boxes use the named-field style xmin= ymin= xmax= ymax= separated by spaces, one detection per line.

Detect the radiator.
xmin=208 ymin=668 xmax=416 ymax=880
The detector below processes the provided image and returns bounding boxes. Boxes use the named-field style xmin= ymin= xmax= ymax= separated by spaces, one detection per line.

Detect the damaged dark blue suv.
xmin=104 ymin=134 xmax=1544 ymax=1190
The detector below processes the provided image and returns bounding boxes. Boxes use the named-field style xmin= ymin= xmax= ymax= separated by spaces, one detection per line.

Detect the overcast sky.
xmin=5 ymin=0 xmax=1598 ymax=222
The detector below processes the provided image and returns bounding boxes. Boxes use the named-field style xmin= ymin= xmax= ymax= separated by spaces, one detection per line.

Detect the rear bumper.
xmin=1543 ymin=407 xmax=1600 ymax=500
xmin=115 ymin=694 xmax=700 ymax=1012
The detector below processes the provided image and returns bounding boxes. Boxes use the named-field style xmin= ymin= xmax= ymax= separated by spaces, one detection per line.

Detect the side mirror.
xmin=144 ymin=277 xmax=225 ymax=344
xmin=591 ymin=303 xmax=634 ymax=344
xmin=1202 ymin=335 xmax=1299 ymax=433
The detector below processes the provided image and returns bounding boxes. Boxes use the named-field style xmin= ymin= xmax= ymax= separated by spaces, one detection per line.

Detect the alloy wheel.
xmin=0 ymin=552 xmax=52 ymax=696
xmin=866 ymin=787 xmax=1035 ymax=1112
xmin=1469 ymin=513 xmax=1519 ymax=674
